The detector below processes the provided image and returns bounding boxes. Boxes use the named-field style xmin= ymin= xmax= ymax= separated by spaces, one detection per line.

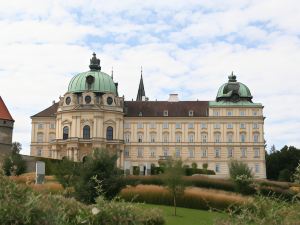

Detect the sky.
xmin=0 ymin=0 xmax=299 ymax=155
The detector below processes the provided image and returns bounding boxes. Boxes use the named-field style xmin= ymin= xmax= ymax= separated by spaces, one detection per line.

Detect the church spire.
xmin=136 ymin=66 xmax=146 ymax=101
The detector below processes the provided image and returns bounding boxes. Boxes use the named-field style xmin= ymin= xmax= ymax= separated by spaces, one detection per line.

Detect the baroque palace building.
xmin=30 ymin=53 xmax=266 ymax=178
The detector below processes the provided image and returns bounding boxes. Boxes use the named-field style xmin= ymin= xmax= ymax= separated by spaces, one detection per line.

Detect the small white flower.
xmin=92 ymin=207 xmax=100 ymax=215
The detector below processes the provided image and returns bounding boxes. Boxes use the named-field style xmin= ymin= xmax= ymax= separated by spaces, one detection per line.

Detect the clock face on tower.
xmin=107 ymin=97 xmax=113 ymax=105
xmin=65 ymin=97 xmax=71 ymax=105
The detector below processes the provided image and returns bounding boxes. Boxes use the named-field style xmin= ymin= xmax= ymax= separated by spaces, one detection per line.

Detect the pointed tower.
xmin=136 ymin=67 xmax=146 ymax=101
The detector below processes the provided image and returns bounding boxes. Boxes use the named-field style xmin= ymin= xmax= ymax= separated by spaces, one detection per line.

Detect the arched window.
xmin=63 ymin=126 xmax=69 ymax=140
xmin=83 ymin=125 xmax=90 ymax=139
xmin=106 ymin=126 xmax=113 ymax=140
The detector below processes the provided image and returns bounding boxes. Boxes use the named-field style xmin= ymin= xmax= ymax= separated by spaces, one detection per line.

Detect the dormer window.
xmin=163 ymin=110 xmax=168 ymax=116
xmin=189 ymin=110 xmax=194 ymax=117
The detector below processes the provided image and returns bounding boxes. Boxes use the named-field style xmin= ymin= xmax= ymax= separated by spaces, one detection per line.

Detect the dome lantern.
xmin=89 ymin=52 xmax=101 ymax=71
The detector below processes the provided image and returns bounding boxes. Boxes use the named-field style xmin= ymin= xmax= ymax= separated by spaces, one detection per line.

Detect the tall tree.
xmin=2 ymin=142 xmax=26 ymax=176
xmin=161 ymin=157 xmax=185 ymax=216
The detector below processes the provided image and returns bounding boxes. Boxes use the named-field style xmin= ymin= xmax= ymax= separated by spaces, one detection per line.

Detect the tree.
xmin=161 ymin=157 xmax=185 ymax=216
xmin=74 ymin=148 xmax=124 ymax=204
xmin=228 ymin=160 xmax=254 ymax=195
xmin=2 ymin=142 xmax=26 ymax=176
xmin=292 ymin=161 xmax=300 ymax=184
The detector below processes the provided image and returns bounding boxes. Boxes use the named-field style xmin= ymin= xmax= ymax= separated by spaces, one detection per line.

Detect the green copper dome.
xmin=67 ymin=53 xmax=117 ymax=95
xmin=216 ymin=73 xmax=252 ymax=102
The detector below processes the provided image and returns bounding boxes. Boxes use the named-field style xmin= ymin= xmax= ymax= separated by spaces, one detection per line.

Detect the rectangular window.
xmin=252 ymin=110 xmax=258 ymax=116
xmin=214 ymin=133 xmax=221 ymax=143
xmin=240 ymin=111 xmax=246 ymax=116
xmin=227 ymin=111 xmax=233 ymax=116
xmin=188 ymin=123 xmax=194 ymax=129
xmin=201 ymin=133 xmax=207 ymax=143
xmin=137 ymin=148 xmax=143 ymax=158
xmin=254 ymin=148 xmax=260 ymax=158
xmin=37 ymin=149 xmax=42 ymax=156
xmin=124 ymin=134 xmax=130 ymax=143
xmin=124 ymin=147 xmax=130 ymax=158
xmin=227 ymin=148 xmax=233 ymax=158
xmin=149 ymin=122 xmax=156 ymax=129
xmin=137 ymin=123 xmax=143 ymax=129
xmin=124 ymin=122 xmax=130 ymax=129
xmin=175 ymin=123 xmax=181 ymax=129
xmin=240 ymin=133 xmax=246 ymax=143
xmin=163 ymin=147 xmax=168 ymax=157
xmin=227 ymin=133 xmax=233 ymax=143
xmin=215 ymin=148 xmax=221 ymax=158
xmin=240 ymin=123 xmax=246 ymax=129
xmin=176 ymin=134 xmax=181 ymax=143
xmin=253 ymin=123 xmax=259 ymax=129
xmin=163 ymin=122 xmax=168 ymax=129
xmin=38 ymin=123 xmax=43 ymax=129
xmin=215 ymin=163 xmax=220 ymax=173
xmin=253 ymin=134 xmax=259 ymax=143
xmin=214 ymin=123 xmax=221 ymax=129
xmin=175 ymin=148 xmax=181 ymax=158
xmin=50 ymin=123 xmax=55 ymax=129
xmin=163 ymin=134 xmax=168 ymax=143
xmin=163 ymin=110 xmax=168 ymax=116
xmin=150 ymin=148 xmax=156 ymax=158
xmin=255 ymin=164 xmax=260 ymax=173
xmin=213 ymin=110 xmax=220 ymax=116
xmin=241 ymin=148 xmax=247 ymax=158
xmin=150 ymin=134 xmax=156 ymax=143
xmin=138 ymin=134 xmax=143 ymax=143
xmin=201 ymin=123 xmax=207 ymax=129
xmin=201 ymin=148 xmax=207 ymax=158
xmin=189 ymin=110 xmax=194 ymax=117
xmin=188 ymin=148 xmax=194 ymax=158
xmin=188 ymin=134 xmax=194 ymax=143
xmin=227 ymin=123 xmax=233 ymax=129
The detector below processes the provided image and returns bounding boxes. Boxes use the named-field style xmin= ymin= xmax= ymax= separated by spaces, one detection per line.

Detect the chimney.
xmin=168 ymin=94 xmax=179 ymax=102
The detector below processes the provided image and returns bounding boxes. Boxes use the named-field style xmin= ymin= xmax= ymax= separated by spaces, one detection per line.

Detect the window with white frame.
xmin=227 ymin=111 xmax=233 ymax=116
xmin=163 ymin=147 xmax=168 ymax=156
xmin=176 ymin=134 xmax=181 ymax=143
xmin=163 ymin=133 xmax=169 ymax=143
xmin=175 ymin=147 xmax=181 ymax=158
xmin=37 ymin=133 xmax=44 ymax=143
xmin=188 ymin=133 xmax=194 ymax=143
xmin=213 ymin=110 xmax=220 ymax=116
xmin=227 ymin=148 xmax=233 ymax=158
xmin=138 ymin=133 xmax=143 ymax=143
xmin=201 ymin=148 xmax=207 ymax=158
xmin=227 ymin=133 xmax=233 ymax=143
xmin=188 ymin=148 xmax=194 ymax=158
xmin=253 ymin=133 xmax=259 ymax=143
xmin=201 ymin=133 xmax=207 ymax=143
xmin=163 ymin=110 xmax=168 ymax=116
xmin=241 ymin=148 xmax=247 ymax=158
xmin=38 ymin=123 xmax=43 ymax=129
xmin=240 ymin=110 xmax=246 ymax=116
xmin=253 ymin=123 xmax=259 ymax=129
xmin=240 ymin=123 xmax=246 ymax=129
xmin=189 ymin=110 xmax=194 ymax=117
xmin=214 ymin=123 xmax=221 ymax=129
xmin=163 ymin=122 xmax=169 ymax=129
xmin=227 ymin=123 xmax=233 ymax=129
xmin=124 ymin=122 xmax=130 ymax=129
xmin=150 ymin=148 xmax=156 ymax=158
xmin=37 ymin=148 xmax=42 ymax=156
xmin=137 ymin=148 xmax=143 ymax=158
xmin=201 ymin=123 xmax=207 ymax=129
xmin=215 ymin=148 xmax=221 ymax=158
xmin=188 ymin=123 xmax=194 ymax=129
xmin=255 ymin=164 xmax=260 ymax=173
xmin=50 ymin=123 xmax=55 ymax=129
xmin=240 ymin=133 xmax=246 ymax=143
xmin=124 ymin=133 xmax=130 ymax=143
xmin=124 ymin=147 xmax=130 ymax=158
xmin=215 ymin=163 xmax=220 ymax=173
xmin=137 ymin=122 xmax=143 ymax=129
xmin=214 ymin=133 xmax=221 ymax=143
xmin=149 ymin=122 xmax=156 ymax=129
xmin=254 ymin=148 xmax=260 ymax=158
xmin=175 ymin=123 xmax=181 ymax=129
xmin=150 ymin=134 xmax=156 ymax=143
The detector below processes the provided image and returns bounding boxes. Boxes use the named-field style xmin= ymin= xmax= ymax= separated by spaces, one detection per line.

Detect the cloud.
xmin=0 ymin=0 xmax=299 ymax=154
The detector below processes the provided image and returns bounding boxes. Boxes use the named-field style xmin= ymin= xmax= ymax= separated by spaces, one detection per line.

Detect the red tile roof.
xmin=124 ymin=101 xmax=209 ymax=117
xmin=0 ymin=96 xmax=14 ymax=121
xmin=31 ymin=103 xmax=59 ymax=118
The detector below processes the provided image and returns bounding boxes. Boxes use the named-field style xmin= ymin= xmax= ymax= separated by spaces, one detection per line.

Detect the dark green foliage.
xmin=2 ymin=142 xmax=26 ymax=176
xmin=74 ymin=148 xmax=125 ymax=203
xmin=133 ymin=166 xmax=140 ymax=175
xmin=266 ymin=145 xmax=300 ymax=180
xmin=185 ymin=168 xmax=216 ymax=176
xmin=149 ymin=165 xmax=215 ymax=176
xmin=278 ymin=168 xmax=292 ymax=182
xmin=228 ymin=160 xmax=255 ymax=195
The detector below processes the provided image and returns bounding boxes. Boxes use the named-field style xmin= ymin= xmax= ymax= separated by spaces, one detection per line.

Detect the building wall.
xmin=0 ymin=119 xmax=14 ymax=156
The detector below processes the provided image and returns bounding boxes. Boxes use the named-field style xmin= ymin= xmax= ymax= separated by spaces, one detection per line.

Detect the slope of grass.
xmin=141 ymin=204 xmax=226 ymax=225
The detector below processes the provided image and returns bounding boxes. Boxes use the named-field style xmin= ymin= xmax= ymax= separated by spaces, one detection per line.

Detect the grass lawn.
xmin=141 ymin=204 xmax=226 ymax=225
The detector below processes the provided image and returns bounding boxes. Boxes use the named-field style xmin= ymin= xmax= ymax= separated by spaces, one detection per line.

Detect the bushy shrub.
xmin=2 ymin=142 xmax=26 ymax=176
xmin=185 ymin=168 xmax=216 ymax=176
xmin=120 ymin=185 xmax=247 ymax=211
xmin=278 ymin=168 xmax=292 ymax=182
